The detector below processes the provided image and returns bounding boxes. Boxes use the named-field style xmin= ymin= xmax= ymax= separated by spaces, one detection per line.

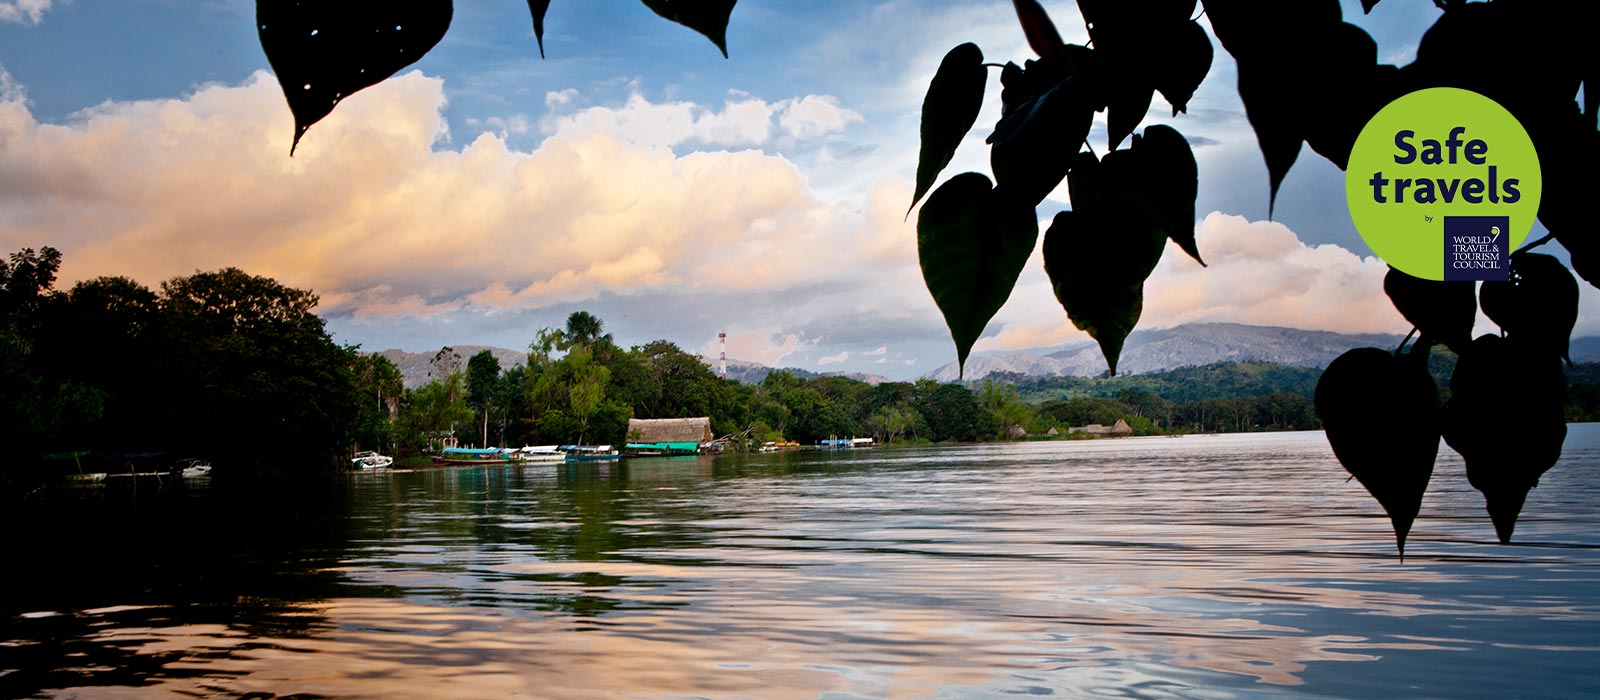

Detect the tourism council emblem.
xmin=1345 ymin=88 xmax=1541 ymax=281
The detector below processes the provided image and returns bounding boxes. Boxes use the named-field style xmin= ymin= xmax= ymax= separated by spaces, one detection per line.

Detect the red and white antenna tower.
xmin=718 ymin=329 xmax=727 ymax=379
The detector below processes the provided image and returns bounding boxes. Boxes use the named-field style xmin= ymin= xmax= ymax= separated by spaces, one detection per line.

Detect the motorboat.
xmin=351 ymin=451 xmax=394 ymax=469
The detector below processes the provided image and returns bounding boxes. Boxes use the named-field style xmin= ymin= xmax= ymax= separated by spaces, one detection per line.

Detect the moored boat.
xmin=176 ymin=458 xmax=213 ymax=477
xmin=622 ymin=441 xmax=700 ymax=457
xmin=433 ymin=447 xmax=520 ymax=465
xmin=517 ymin=446 xmax=566 ymax=462
xmin=351 ymin=451 xmax=393 ymax=470
xmin=561 ymin=445 xmax=620 ymax=462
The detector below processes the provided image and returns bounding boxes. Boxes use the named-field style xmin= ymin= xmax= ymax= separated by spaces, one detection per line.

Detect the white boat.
xmin=176 ymin=458 xmax=212 ymax=477
xmin=518 ymin=445 xmax=566 ymax=462
xmin=352 ymin=451 xmax=394 ymax=469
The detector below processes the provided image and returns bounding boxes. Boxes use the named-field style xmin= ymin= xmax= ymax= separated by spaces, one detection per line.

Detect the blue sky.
xmin=2 ymin=0 xmax=1584 ymax=379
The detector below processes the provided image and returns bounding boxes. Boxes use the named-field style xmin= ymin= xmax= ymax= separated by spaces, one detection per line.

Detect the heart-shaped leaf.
xmin=640 ymin=0 xmax=736 ymax=58
xmin=1105 ymin=76 xmax=1154 ymax=152
xmin=1011 ymin=0 xmax=1067 ymax=61
xmin=1383 ymin=267 xmax=1475 ymax=353
xmin=1043 ymin=153 xmax=1168 ymax=375
xmin=1133 ymin=125 xmax=1201 ymax=265
xmin=528 ymin=0 xmax=551 ymax=58
xmin=258 ymin=0 xmax=454 ymax=155
xmin=1479 ymin=253 xmax=1578 ymax=363
xmin=918 ymin=173 xmax=1040 ymax=376
xmin=1233 ymin=61 xmax=1303 ymax=218
xmin=1151 ymin=20 xmax=1214 ymax=115
xmin=1443 ymin=334 xmax=1567 ymax=543
xmin=990 ymin=77 xmax=1095 ymax=206
xmin=911 ymin=43 xmax=988 ymax=214
xmin=1315 ymin=347 xmax=1440 ymax=556
xmin=1204 ymin=4 xmax=1381 ymax=213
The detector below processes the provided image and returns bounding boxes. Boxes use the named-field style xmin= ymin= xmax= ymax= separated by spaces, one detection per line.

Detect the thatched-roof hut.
xmin=627 ymin=417 xmax=713 ymax=443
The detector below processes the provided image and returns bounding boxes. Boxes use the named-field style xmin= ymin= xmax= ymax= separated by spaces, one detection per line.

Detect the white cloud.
xmin=776 ymin=95 xmax=864 ymax=141
xmin=865 ymin=346 xmax=887 ymax=356
xmin=544 ymin=88 xmax=578 ymax=109
xmin=818 ymin=351 xmax=850 ymax=366
xmin=0 ymin=0 xmax=52 ymax=25
xmin=539 ymin=88 xmax=860 ymax=150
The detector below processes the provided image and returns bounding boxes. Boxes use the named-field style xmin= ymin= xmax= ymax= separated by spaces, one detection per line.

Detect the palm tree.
xmin=564 ymin=311 xmax=609 ymax=347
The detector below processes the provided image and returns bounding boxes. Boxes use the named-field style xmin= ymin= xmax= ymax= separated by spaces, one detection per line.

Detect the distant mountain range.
xmin=378 ymin=346 xmax=529 ymax=388
xmin=926 ymin=322 xmax=1600 ymax=381
xmin=376 ymin=345 xmax=889 ymax=388
xmin=375 ymin=323 xmax=1600 ymax=388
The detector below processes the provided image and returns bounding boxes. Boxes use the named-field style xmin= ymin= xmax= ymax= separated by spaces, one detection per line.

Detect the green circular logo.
xmin=1345 ymin=88 xmax=1541 ymax=281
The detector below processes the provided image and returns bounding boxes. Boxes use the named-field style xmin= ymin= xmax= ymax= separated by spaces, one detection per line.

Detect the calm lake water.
xmin=3 ymin=428 xmax=1598 ymax=699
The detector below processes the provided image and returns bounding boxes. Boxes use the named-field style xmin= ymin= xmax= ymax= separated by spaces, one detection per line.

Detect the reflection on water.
xmin=3 ymin=429 xmax=1598 ymax=699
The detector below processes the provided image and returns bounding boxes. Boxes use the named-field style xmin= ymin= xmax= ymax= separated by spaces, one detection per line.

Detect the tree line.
xmin=12 ymin=246 xmax=1596 ymax=491
xmin=3 ymin=247 xmax=359 ymax=488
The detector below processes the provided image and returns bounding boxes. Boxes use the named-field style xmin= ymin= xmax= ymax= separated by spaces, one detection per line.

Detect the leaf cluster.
xmin=913 ymin=0 xmax=1211 ymax=377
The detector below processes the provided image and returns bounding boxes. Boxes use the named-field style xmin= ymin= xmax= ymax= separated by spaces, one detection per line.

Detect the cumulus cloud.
xmin=0 ymin=0 xmax=51 ymax=25
xmin=539 ymin=88 xmax=859 ymax=149
xmin=976 ymin=212 xmax=1408 ymax=351
xmin=776 ymin=95 xmax=864 ymax=141
xmin=0 ymin=70 xmax=919 ymax=335
xmin=818 ymin=351 xmax=850 ymax=366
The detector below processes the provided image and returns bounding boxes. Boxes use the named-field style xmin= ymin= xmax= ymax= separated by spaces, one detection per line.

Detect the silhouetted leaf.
xmin=1011 ymin=0 xmax=1067 ymax=61
xmin=1078 ymin=0 xmax=1195 ymax=33
xmin=1561 ymin=234 xmax=1600 ymax=290
xmin=1043 ymin=153 xmax=1168 ymax=374
xmin=990 ymin=77 xmax=1095 ymax=206
xmin=258 ymin=0 xmax=453 ymax=155
xmin=917 ymin=173 xmax=1040 ymax=375
xmin=1203 ymin=2 xmax=1386 ymax=211
xmin=1444 ymin=334 xmax=1567 ymax=543
xmin=1383 ymin=267 xmax=1474 ymax=353
xmin=1315 ymin=347 xmax=1439 ymax=556
xmin=639 ymin=0 xmax=736 ymax=58
xmin=1538 ymin=131 xmax=1600 ymax=290
xmin=1151 ymin=20 xmax=1213 ymax=115
xmin=1133 ymin=125 xmax=1201 ymax=265
xmin=528 ymin=0 xmax=551 ymax=58
xmin=912 ymin=43 xmax=988 ymax=214
xmin=1233 ymin=61 xmax=1302 ymax=218
xmin=999 ymin=58 xmax=1063 ymax=116
xmin=1479 ymin=253 xmax=1578 ymax=364
xmin=1105 ymin=78 xmax=1154 ymax=151
xmin=1361 ymin=0 xmax=1381 ymax=14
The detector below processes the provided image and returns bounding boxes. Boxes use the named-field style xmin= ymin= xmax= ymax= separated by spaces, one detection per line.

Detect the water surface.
xmin=4 ymin=429 xmax=1598 ymax=699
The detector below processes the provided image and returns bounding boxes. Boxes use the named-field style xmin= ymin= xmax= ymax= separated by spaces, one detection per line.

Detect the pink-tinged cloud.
xmin=0 ymin=70 xmax=923 ymax=323
xmin=976 ymin=212 xmax=1407 ymax=351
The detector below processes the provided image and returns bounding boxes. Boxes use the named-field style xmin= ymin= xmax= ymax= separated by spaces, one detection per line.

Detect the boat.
xmin=561 ymin=445 xmax=620 ymax=462
xmin=622 ymin=441 xmax=700 ymax=457
xmin=176 ymin=458 xmax=214 ymax=477
xmin=433 ymin=447 xmax=519 ymax=465
xmin=517 ymin=445 xmax=566 ymax=462
xmin=817 ymin=438 xmax=854 ymax=449
xmin=63 ymin=472 xmax=107 ymax=485
xmin=350 ymin=451 xmax=393 ymax=470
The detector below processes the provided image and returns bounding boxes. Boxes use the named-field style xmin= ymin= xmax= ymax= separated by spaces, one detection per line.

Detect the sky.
xmin=3 ymin=0 xmax=1595 ymax=380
